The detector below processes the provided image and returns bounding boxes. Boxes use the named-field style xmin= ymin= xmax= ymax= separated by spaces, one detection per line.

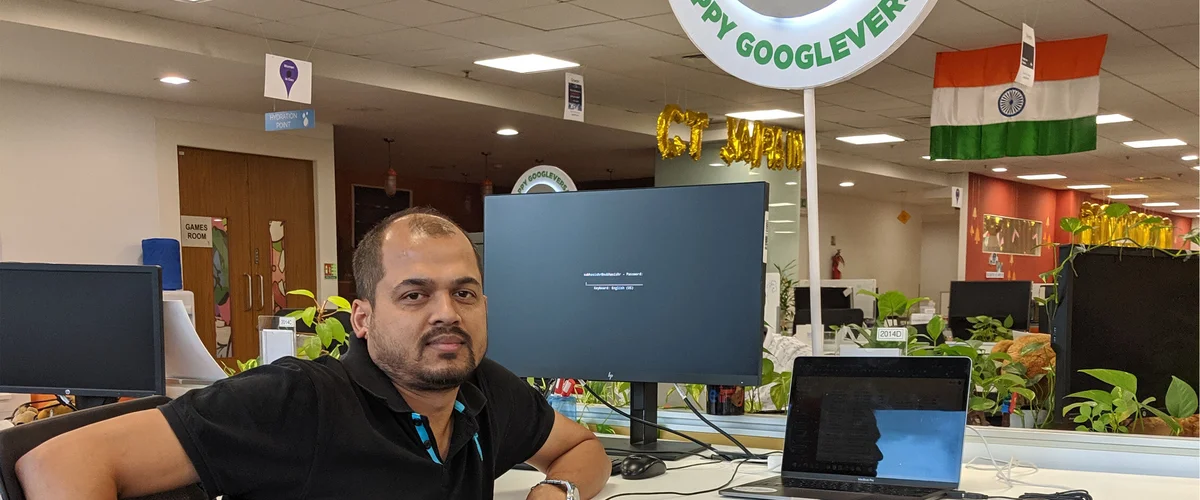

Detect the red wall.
xmin=966 ymin=173 xmax=1194 ymax=282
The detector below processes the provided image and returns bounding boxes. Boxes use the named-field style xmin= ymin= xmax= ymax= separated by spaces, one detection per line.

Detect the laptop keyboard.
xmin=783 ymin=477 xmax=943 ymax=498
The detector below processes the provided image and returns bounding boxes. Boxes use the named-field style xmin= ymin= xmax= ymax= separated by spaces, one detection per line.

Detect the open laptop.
xmin=721 ymin=356 xmax=972 ymax=500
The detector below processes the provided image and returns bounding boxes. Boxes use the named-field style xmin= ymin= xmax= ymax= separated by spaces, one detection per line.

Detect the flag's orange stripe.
xmin=934 ymin=35 xmax=1107 ymax=88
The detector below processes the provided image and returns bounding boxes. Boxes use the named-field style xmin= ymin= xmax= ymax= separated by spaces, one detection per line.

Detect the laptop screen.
xmin=782 ymin=357 xmax=971 ymax=488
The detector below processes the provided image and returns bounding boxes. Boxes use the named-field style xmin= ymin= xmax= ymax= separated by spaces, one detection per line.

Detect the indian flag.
xmin=929 ymin=35 xmax=1108 ymax=160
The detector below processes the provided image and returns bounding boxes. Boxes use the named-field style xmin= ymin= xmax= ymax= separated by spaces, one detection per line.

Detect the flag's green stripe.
xmin=929 ymin=117 xmax=1097 ymax=160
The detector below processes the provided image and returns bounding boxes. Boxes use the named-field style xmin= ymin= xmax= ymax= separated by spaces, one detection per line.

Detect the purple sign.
xmin=279 ymin=60 xmax=298 ymax=97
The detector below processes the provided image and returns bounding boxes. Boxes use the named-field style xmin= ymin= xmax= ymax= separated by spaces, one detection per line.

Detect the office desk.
xmin=495 ymin=458 xmax=1200 ymax=500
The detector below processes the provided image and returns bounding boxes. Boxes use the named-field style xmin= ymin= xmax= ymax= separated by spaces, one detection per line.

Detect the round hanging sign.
xmin=669 ymin=0 xmax=939 ymax=89
xmin=511 ymin=165 xmax=577 ymax=194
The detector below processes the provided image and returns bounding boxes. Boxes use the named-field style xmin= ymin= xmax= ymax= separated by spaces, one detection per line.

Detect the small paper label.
xmin=877 ymin=327 xmax=908 ymax=342
xmin=985 ymin=271 xmax=1006 ymax=279
xmin=278 ymin=316 xmax=297 ymax=329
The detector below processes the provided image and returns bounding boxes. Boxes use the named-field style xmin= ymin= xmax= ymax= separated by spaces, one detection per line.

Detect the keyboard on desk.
xmin=782 ymin=477 xmax=945 ymax=498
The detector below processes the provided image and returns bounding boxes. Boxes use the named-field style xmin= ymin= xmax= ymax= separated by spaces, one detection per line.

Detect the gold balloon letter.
xmin=656 ymin=104 xmax=687 ymax=159
xmin=684 ymin=110 xmax=709 ymax=161
xmin=785 ymin=130 xmax=805 ymax=170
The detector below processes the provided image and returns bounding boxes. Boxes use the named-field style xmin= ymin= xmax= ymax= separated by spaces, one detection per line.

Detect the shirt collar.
xmin=342 ymin=336 xmax=487 ymax=417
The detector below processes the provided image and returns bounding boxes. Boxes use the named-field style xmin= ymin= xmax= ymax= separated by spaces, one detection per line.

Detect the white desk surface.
xmin=495 ymin=456 xmax=1200 ymax=500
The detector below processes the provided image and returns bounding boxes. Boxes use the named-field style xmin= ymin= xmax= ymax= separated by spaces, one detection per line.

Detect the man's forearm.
xmin=538 ymin=436 xmax=610 ymax=499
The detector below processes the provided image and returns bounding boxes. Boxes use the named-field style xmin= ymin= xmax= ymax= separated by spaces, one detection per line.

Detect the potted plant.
xmin=284 ymin=289 xmax=352 ymax=360
xmin=963 ymin=315 xmax=1014 ymax=343
xmin=1063 ymin=369 xmax=1198 ymax=436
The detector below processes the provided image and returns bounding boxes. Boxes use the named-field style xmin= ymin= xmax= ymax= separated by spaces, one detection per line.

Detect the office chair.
xmin=0 ymin=396 xmax=208 ymax=500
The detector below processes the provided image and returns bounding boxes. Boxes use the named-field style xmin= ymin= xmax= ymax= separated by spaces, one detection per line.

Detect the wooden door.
xmin=177 ymin=147 xmax=252 ymax=365
xmin=246 ymin=154 xmax=317 ymax=320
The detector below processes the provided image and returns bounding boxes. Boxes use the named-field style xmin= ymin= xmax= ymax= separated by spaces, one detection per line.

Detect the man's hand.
xmin=526 ymin=413 xmax=609 ymax=499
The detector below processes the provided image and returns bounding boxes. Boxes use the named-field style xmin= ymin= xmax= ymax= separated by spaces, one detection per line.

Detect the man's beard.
xmin=368 ymin=322 xmax=479 ymax=392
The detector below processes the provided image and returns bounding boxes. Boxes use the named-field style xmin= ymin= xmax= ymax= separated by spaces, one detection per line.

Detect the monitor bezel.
xmin=0 ymin=262 xmax=166 ymax=398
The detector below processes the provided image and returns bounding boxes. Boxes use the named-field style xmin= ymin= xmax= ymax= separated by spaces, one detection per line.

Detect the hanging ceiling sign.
xmin=264 ymin=53 xmax=313 ymax=104
xmin=512 ymin=165 xmax=577 ymax=194
xmin=669 ymin=0 xmax=939 ymax=89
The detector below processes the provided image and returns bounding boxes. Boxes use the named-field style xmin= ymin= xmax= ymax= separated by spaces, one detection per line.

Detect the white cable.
xmin=964 ymin=426 xmax=1077 ymax=491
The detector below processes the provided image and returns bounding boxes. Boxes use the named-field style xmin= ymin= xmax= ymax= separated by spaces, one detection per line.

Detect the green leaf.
xmin=970 ymin=396 xmax=996 ymax=411
xmin=874 ymin=291 xmax=907 ymax=319
xmin=1166 ymin=376 xmax=1199 ymax=419
xmin=1066 ymin=390 xmax=1114 ymax=407
xmin=304 ymin=338 xmax=321 ymax=360
xmin=926 ymin=315 xmax=945 ymax=339
xmin=988 ymin=352 xmax=1014 ymax=363
xmin=770 ymin=382 xmax=789 ymax=410
xmin=1075 ymin=425 xmax=1089 ymax=432
xmin=1091 ymin=419 xmax=1105 ymax=432
xmin=325 ymin=319 xmax=348 ymax=345
xmin=1080 ymin=404 xmax=1092 ymax=419
xmin=761 ymin=358 xmax=775 ymax=377
xmin=1002 ymin=315 xmax=1014 ymax=328
xmin=1012 ymin=387 xmax=1037 ymax=401
xmin=330 ymin=348 xmax=341 ymax=359
xmin=285 ymin=310 xmax=306 ymax=319
xmin=1141 ymin=216 xmax=1164 ymax=227
xmin=328 ymin=296 xmax=352 ymax=312
xmin=595 ymin=424 xmax=617 ymax=435
xmin=1104 ymin=203 xmax=1131 ymax=219
xmin=1080 ymin=369 xmax=1137 ymax=394
xmin=996 ymin=374 xmax=1025 ymax=386
xmin=301 ymin=306 xmax=317 ymax=327
xmin=1060 ymin=217 xmax=1082 ymax=234
xmin=314 ymin=322 xmax=333 ymax=347
xmin=287 ymin=289 xmax=316 ymax=299
xmin=1073 ymin=415 xmax=1089 ymax=423
xmin=1019 ymin=341 xmax=1047 ymax=357
xmin=1143 ymin=405 xmax=1183 ymax=435
xmin=1062 ymin=401 xmax=1094 ymax=416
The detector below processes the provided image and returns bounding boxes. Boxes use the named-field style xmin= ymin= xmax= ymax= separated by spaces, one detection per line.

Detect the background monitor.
xmin=947 ymin=281 xmax=1032 ymax=339
xmin=795 ymin=286 xmax=853 ymax=312
xmin=0 ymin=263 xmax=165 ymax=407
xmin=484 ymin=182 xmax=767 ymax=459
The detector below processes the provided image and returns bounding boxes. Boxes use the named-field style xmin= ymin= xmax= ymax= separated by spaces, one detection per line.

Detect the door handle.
xmin=244 ymin=274 xmax=252 ymax=312
xmin=258 ymin=274 xmax=266 ymax=311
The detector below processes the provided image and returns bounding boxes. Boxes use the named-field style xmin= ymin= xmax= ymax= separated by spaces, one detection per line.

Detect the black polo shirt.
xmin=160 ymin=344 xmax=556 ymax=499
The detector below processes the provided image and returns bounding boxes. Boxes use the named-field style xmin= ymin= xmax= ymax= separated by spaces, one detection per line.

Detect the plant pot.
xmin=1007 ymin=410 xmax=1047 ymax=429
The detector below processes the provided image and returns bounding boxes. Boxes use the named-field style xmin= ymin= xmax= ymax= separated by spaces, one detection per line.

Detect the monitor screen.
xmin=948 ymin=281 xmax=1032 ymax=336
xmin=795 ymin=287 xmax=853 ymax=311
xmin=483 ymin=183 xmax=767 ymax=386
xmin=783 ymin=357 xmax=970 ymax=488
xmin=0 ymin=263 xmax=164 ymax=397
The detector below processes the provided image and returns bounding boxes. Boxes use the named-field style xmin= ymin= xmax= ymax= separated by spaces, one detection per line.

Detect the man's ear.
xmin=351 ymin=299 xmax=373 ymax=339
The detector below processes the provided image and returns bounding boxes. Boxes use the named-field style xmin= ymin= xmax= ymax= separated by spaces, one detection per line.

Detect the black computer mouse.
xmin=620 ymin=454 xmax=666 ymax=480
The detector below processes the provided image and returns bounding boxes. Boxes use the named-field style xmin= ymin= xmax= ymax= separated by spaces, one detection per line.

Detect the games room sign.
xmin=670 ymin=0 xmax=939 ymax=89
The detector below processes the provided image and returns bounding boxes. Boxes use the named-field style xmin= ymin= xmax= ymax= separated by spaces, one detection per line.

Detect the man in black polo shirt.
xmin=17 ymin=208 xmax=610 ymax=499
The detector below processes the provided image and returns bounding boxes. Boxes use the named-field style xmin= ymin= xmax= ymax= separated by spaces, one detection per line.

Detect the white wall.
xmin=919 ymin=219 xmax=959 ymax=301
xmin=806 ymin=194 xmax=924 ymax=297
xmin=0 ymin=82 xmax=338 ymax=299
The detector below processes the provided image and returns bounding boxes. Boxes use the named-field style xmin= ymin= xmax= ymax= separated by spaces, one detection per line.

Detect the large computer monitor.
xmin=947 ymin=281 xmax=1031 ymax=340
xmin=0 ymin=263 xmax=165 ymax=408
xmin=484 ymin=183 xmax=767 ymax=458
xmin=795 ymin=286 xmax=853 ymax=312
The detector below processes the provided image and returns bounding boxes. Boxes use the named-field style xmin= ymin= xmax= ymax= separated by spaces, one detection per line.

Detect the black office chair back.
xmin=0 ymin=396 xmax=208 ymax=500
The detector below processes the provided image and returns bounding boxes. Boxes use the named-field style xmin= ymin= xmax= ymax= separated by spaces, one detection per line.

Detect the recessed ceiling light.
xmin=1172 ymin=209 xmax=1200 ymax=214
xmin=768 ymin=219 xmax=796 ymax=223
xmin=749 ymin=171 xmax=760 ymax=175
xmin=1017 ymin=174 xmax=1067 ymax=180
xmin=474 ymin=54 xmax=578 ymax=74
xmin=158 ymin=76 xmax=190 ymax=85
xmin=785 ymin=181 xmax=798 ymax=186
xmin=726 ymin=109 xmax=803 ymax=120
xmin=709 ymin=163 xmax=724 ymax=167
xmin=174 ymin=0 xmax=212 ymax=3
xmin=1143 ymin=202 xmax=1180 ymax=207
xmin=920 ymin=155 xmax=953 ymax=162
xmin=1108 ymin=194 xmax=1149 ymax=200
xmin=1193 ymin=166 xmax=1200 ymax=171
xmin=768 ymin=202 xmax=796 ymax=207
xmin=992 ymin=167 xmax=1008 ymax=173
xmin=837 ymin=134 xmax=904 ymax=145
xmin=1182 ymin=155 xmax=1198 ymax=161
xmin=1067 ymin=184 xmax=1110 ymax=190
xmin=1123 ymin=138 xmax=1187 ymax=148
xmin=1095 ymin=114 xmax=1133 ymax=124
xmin=839 ymin=181 xmax=855 ymax=187
xmin=496 ymin=128 xmax=519 ymax=136
xmin=773 ymin=230 xmax=797 ymax=234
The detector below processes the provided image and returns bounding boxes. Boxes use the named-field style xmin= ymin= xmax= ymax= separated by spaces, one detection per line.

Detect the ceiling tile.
xmin=349 ymin=0 xmax=477 ymax=27
xmin=304 ymin=0 xmax=394 ymax=8
xmin=569 ymin=0 xmax=673 ymax=19
xmin=431 ymin=0 xmax=558 ymax=15
xmin=227 ymin=21 xmax=322 ymax=43
xmin=287 ymin=11 xmax=401 ymax=37
xmin=628 ymin=13 xmax=684 ymax=36
xmin=210 ymin=0 xmax=336 ymax=21
xmin=494 ymin=3 xmax=616 ymax=30
xmin=884 ymin=36 xmax=948 ymax=76
xmin=488 ymin=31 xmax=599 ymax=53
xmin=141 ymin=4 xmax=264 ymax=31
xmin=915 ymin=0 xmax=1021 ymax=50
xmin=68 ymin=0 xmax=154 ymax=12
xmin=1091 ymin=0 xmax=1200 ymax=30
xmin=424 ymin=16 xmax=544 ymax=44
xmin=368 ymin=43 xmax=513 ymax=67
xmin=1103 ymin=45 xmax=1197 ymax=76
xmin=350 ymin=28 xmax=478 ymax=54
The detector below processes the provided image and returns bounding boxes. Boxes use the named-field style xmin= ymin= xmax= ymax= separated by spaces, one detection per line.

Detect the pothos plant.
xmin=1063 ymin=369 xmax=1198 ymax=436
xmin=910 ymin=317 xmax=1035 ymax=417
xmin=837 ymin=290 xmax=929 ymax=354
xmin=964 ymin=315 xmax=1014 ymax=342
xmin=284 ymin=289 xmax=352 ymax=360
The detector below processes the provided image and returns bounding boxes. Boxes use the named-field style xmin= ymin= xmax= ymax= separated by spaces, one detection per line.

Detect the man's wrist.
xmin=529 ymin=482 xmax=567 ymax=499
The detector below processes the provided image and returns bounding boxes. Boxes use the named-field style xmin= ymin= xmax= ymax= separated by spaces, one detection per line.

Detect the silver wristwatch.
xmin=534 ymin=479 xmax=580 ymax=500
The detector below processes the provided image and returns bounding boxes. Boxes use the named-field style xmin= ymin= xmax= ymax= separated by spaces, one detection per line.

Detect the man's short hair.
xmin=352 ymin=207 xmax=479 ymax=304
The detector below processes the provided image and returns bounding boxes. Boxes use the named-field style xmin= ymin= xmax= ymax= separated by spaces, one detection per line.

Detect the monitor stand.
xmin=598 ymin=382 xmax=706 ymax=461
xmin=60 ymin=395 xmax=119 ymax=410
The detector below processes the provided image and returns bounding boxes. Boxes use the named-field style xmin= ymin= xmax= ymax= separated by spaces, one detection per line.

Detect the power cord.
xmin=602 ymin=459 xmax=753 ymax=499
xmin=948 ymin=491 xmax=1092 ymax=500
xmin=581 ymin=384 xmax=734 ymax=461
xmin=671 ymin=384 xmax=766 ymax=460
xmin=964 ymin=426 xmax=1074 ymax=491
